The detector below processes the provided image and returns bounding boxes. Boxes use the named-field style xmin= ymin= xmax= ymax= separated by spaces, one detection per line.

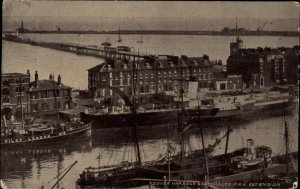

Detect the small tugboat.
xmin=246 ymin=107 xmax=298 ymax=188
xmin=1 ymin=77 xmax=92 ymax=148
xmin=230 ymin=139 xmax=272 ymax=170
xmin=206 ymin=106 xmax=298 ymax=188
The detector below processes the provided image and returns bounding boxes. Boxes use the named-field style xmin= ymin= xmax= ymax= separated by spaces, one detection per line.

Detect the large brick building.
xmin=227 ymin=37 xmax=299 ymax=88
xmin=88 ymin=55 xmax=215 ymax=99
xmin=1 ymin=71 xmax=31 ymax=120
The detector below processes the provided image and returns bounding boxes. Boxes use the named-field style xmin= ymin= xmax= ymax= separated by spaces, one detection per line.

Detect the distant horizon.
xmin=3 ymin=17 xmax=299 ymax=32
xmin=3 ymin=1 xmax=299 ymax=32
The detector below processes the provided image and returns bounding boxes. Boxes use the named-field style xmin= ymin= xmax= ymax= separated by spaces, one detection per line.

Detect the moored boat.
xmin=1 ymin=75 xmax=92 ymax=148
xmin=1 ymin=118 xmax=92 ymax=148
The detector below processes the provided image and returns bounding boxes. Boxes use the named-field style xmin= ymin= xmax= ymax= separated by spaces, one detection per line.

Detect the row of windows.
xmin=2 ymin=78 xmax=30 ymax=86
xmin=31 ymin=101 xmax=70 ymax=112
xmin=2 ymin=95 xmax=27 ymax=104
xmin=92 ymin=74 xmax=212 ymax=84
xmin=1 ymin=86 xmax=27 ymax=93
xmin=30 ymin=90 xmax=70 ymax=99
xmin=89 ymin=68 xmax=211 ymax=79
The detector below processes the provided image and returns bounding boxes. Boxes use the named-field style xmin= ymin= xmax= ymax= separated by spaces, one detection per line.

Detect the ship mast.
xmin=19 ymin=77 xmax=24 ymax=129
xmin=198 ymin=103 xmax=209 ymax=179
xmin=53 ymin=73 xmax=60 ymax=122
xmin=283 ymin=102 xmax=289 ymax=175
xmin=132 ymin=56 xmax=142 ymax=165
xmin=118 ymin=26 xmax=122 ymax=42
xmin=167 ymin=124 xmax=171 ymax=182
xmin=235 ymin=17 xmax=239 ymax=41
xmin=179 ymin=57 xmax=185 ymax=162
xmin=224 ymin=125 xmax=231 ymax=156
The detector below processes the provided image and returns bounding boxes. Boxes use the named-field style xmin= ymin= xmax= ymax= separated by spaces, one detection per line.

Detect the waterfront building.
xmin=280 ymin=46 xmax=299 ymax=84
xmin=1 ymin=71 xmax=31 ymax=120
xmin=28 ymin=71 xmax=72 ymax=115
xmin=213 ymin=74 xmax=243 ymax=91
xmin=227 ymin=36 xmax=299 ymax=88
xmin=88 ymin=55 xmax=215 ymax=99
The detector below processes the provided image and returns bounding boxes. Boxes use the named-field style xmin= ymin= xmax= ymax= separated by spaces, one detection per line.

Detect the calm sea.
xmin=1 ymin=34 xmax=299 ymax=188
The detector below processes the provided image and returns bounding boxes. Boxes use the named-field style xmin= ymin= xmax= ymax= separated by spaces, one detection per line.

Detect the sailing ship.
xmin=245 ymin=106 xmax=298 ymax=188
xmin=137 ymin=34 xmax=143 ymax=43
xmin=1 ymin=76 xmax=92 ymax=148
xmin=201 ymin=105 xmax=298 ymax=189
xmin=101 ymin=36 xmax=111 ymax=46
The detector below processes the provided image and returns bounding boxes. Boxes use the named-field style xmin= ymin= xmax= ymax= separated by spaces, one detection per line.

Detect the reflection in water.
xmin=0 ymin=111 xmax=298 ymax=188
xmin=1 ymin=137 xmax=92 ymax=188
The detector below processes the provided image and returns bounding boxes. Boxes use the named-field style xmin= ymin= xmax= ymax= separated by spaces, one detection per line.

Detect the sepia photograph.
xmin=1 ymin=1 xmax=299 ymax=188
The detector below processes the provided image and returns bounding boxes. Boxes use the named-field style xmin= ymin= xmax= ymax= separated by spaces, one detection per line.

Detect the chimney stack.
xmin=27 ymin=70 xmax=30 ymax=81
xmin=58 ymin=75 xmax=61 ymax=85
xmin=34 ymin=71 xmax=38 ymax=87
xmin=49 ymin=74 xmax=53 ymax=80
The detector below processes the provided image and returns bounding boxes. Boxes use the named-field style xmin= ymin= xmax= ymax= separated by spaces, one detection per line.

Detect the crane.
xmin=257 ymin=21 xmax=268 ymax=32
xmin=56 ymin=25 xmax=62 ymax=32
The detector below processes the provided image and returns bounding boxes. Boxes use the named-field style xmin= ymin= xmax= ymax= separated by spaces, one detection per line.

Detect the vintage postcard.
xmin=1 ymin=1 xmax=299 ymax=189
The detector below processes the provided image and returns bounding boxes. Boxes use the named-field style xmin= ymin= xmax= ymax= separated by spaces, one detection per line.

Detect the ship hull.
xmin=80 ymin=98 xmax=294 ymax=128
xmin=252 ymin=98 xmax=294 ymax=113
xmin=80 ymin=108 xmax=219 ymax=128
xmin=1 ymin=124 xmax=92 ymax=148
xmin=77 ymin=152 xmax=297 ymax=188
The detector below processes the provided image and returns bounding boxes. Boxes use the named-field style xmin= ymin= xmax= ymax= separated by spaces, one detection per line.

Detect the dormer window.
xmin=169 ymin=62 xmax=174 ymax=67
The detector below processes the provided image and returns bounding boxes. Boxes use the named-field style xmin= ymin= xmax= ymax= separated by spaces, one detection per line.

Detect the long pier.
xmin=2 ymin=36 xmax=149 ymax=61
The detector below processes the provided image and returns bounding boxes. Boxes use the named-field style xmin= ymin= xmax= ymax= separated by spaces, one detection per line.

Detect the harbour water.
xmin=1 ymin=34 xmax=299 ymax=188
xmin=1 ymin=113 xmax=298 ymax=188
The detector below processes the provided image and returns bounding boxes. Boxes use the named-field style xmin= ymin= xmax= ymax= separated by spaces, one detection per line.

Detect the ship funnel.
xmin=247 ymin=139 xmax=256 ymax=159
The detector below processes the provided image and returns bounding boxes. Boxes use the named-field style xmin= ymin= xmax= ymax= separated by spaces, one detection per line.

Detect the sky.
xmin=3 ymin=1 xmax=299 ymax=19
xmin=2 ymin=1 xmax=299 ymax=31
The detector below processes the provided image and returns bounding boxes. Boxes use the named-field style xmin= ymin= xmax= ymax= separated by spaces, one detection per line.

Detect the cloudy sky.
xmin=3 ymin=1 xmax=299 ymax=19
xmin=2 ymin=1 xmax=299 ymax=31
